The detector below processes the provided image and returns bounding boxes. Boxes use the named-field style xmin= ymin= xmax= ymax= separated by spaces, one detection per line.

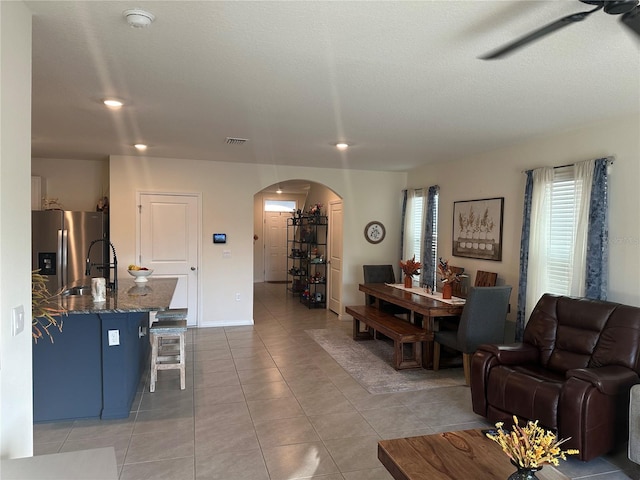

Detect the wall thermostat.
xmin=213 ymin=233 xmax=227 ymax=244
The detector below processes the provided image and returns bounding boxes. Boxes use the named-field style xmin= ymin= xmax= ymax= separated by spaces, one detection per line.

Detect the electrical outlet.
xmin=12 ymin=305 xmax=25 ymax=336
xmin=108 ymin=329 xmax=120 ymax=346
xmin=235 ymin=293 xmax=241 ymax=301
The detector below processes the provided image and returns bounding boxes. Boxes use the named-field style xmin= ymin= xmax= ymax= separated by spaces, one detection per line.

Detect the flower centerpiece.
xmin=437 ymin=257 xmax=466 ymax=298
xmin=400 ymin=255 xmax=421 ymax=288
xmin=486 ymin=416 xmax=579 ymax=479
xmin=437 ymin=257 xmax=464 ymax=284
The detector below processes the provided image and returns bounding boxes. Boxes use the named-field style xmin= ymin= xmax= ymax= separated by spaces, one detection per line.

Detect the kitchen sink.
xmin=61 ymin=285 xmax=92 ymax=296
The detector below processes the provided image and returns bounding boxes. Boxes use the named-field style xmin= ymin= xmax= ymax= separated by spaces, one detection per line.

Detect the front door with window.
xmin=265 ymin=211 xmax=289 ymax=282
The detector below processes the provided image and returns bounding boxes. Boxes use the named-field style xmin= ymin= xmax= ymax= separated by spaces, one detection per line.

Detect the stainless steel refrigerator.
xmin=32 ymin=211 xmax=107 ymax=291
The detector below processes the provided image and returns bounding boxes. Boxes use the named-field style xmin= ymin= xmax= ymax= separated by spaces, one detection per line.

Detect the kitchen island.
xmin=32 ymin=277 xmax=178 ymax=422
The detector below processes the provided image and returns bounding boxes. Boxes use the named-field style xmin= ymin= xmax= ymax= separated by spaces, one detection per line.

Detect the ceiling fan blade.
xmin=621 ymin=5 xmax=640 ymax=37
xmin=480 ymin=5 xmax=603 ymax=60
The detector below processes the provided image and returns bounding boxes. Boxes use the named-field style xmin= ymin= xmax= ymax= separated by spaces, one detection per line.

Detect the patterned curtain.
xmin=585 ymin=158 xmax=610 ymax=300
xmin=399 ymin=189 xmax=408 ymax=276
xmin=422 ymin=185 xmax=439 ymax=290
xmin=516 ymin=171 xmax=533 ymax=341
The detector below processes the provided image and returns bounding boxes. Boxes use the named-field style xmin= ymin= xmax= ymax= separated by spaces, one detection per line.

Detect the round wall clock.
xmin=364 ymin=221 xmax=386 ymax=244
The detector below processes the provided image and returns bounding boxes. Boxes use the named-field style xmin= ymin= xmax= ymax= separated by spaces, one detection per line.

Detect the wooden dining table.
xmin=358 ymin=283 xmax=465 ymax=367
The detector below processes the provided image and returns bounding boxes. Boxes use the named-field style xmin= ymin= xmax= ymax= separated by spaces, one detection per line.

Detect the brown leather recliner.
xmin=471 ymin=294 xmax=640 ymax=461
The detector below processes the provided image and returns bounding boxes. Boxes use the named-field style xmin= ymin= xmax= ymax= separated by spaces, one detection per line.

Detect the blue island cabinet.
xmin=99 ymin=312 xmax=149 ymax=419
xmin=33 ymin=312 xmax=149 ymax=422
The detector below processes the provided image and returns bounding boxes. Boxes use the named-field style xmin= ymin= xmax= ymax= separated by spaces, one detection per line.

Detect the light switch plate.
xmin=12 ymin=305 xmax=25 ymax=336
xmin=108 ymin=329 xmax=120 ymax=346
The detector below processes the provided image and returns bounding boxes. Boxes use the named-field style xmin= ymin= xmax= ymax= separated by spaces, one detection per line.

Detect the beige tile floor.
xmin=34 ymin=282 xmax=640 ymax=479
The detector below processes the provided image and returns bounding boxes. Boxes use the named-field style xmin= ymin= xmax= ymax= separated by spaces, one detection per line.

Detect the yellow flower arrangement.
xmin=32 ymin=270 xmax=66 ymax=344
xmin=486 ymin=416 xmax=579 ymax=468
xmin=399 ymin=255 xmax=421 ymax=277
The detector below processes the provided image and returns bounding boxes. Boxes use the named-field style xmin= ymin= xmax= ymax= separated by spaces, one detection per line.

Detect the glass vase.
xmin=507 ymin=461 xmax=542 ymax=480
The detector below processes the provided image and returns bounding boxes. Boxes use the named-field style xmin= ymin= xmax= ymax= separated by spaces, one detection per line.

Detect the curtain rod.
xmin=522 ymin=156 xmax=615 ymax=174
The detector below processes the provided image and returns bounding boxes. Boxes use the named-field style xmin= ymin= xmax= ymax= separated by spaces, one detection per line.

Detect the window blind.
xmin=547 ymin=166 xmax=580 ymax=295
xmin=429 ymin=192 xmax=439 ymax=287
xmin=411 ymin=193 xmax=424 ymax=262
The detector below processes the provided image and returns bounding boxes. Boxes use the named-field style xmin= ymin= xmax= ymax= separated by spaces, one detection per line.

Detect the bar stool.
xmin=149 ymin=309 xmax=188 ymax=392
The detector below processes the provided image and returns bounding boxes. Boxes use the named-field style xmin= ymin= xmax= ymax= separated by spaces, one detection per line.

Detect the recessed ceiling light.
xmin=134 ymin=144 xmax=147 ymax=151
xmin=336 ymin=143 xmax=349 ymax=151
xmin=103 ymin=99 xmax=124 ymax=109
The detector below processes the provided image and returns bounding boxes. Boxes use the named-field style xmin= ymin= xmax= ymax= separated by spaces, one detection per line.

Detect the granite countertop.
xmin=58 ymin=277 xmax=178 ymax=314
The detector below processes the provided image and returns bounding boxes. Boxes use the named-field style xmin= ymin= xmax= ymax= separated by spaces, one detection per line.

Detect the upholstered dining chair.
xmin=363 ymin=264 xmax=396 ymax=287
xmin=362 ymin=265 xmax=410 ymax=317
xmin=433 ymin=286 xmax=512 ymax=385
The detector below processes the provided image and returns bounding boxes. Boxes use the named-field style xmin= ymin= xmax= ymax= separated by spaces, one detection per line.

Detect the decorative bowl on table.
xmin=127 ymin=267 xmax=153 ymax=283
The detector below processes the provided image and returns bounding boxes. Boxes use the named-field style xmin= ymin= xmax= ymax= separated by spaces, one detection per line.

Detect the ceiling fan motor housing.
xmin=580 ymin=0 xmax=639 ymax=14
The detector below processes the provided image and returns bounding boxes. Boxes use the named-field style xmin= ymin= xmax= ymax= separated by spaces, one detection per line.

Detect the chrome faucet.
xmin=85 ymin=239 xmax=118 ymax=293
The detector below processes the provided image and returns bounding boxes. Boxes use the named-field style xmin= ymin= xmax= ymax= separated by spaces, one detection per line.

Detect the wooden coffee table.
xmin=378 ymin=429 xmax=570 ymax=480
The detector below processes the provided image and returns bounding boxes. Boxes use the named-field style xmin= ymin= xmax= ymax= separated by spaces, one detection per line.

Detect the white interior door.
xmin=328 ymin=200 xmax=343 ymax=316
xmin=264 ymin=211 xmax=288 ymax=282
xmin=139 ymin=193 xmax=200 ymax=326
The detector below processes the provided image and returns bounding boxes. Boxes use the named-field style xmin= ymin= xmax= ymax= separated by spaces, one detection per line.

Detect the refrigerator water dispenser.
xmin=38 ymin=252 xmax=56 ymax=276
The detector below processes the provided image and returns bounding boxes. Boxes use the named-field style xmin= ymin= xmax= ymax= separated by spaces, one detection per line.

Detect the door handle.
xmin=58 ymin=229 xmax=68 ymax=291
xmin=191 ymin=266 xmax=196 ymax=271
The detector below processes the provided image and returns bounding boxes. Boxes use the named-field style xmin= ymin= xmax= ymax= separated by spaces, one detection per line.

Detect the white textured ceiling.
xmin=27 ymin=1 xmax=640 ymax=172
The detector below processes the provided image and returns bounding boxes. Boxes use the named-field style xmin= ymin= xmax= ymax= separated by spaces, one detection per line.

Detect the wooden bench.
xmin=346 ymin=305 xmax=433 ymax=370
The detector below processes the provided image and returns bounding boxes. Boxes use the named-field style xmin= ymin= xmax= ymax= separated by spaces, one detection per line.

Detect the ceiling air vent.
xmin=225 ymin=137 xmax=248 ymax=145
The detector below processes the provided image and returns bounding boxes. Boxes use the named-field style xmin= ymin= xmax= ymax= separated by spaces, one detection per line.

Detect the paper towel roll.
xmin=91 ymin=277 xmax=106 ymax=302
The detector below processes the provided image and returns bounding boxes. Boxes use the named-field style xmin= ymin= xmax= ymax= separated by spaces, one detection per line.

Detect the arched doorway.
xmin=253 ymin=180 xmax=343 ymax=315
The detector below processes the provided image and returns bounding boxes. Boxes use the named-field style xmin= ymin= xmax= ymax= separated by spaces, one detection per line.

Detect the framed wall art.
xmin=364 ymin=221 xmax=386 ymax=244
xmin=452 ymin=197 xmax=504 ymax=261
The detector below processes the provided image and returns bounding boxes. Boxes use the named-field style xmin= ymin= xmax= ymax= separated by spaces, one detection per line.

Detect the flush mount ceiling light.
xmin=103 ymin=98 xmax=124 ymax=109
xmin=123 ymin=8 xmax=155 ymax=28
xmin=335 ymin=142 xmax=349 ymax=151
xmin=134 ymin=144 xmax=147 ymax=151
